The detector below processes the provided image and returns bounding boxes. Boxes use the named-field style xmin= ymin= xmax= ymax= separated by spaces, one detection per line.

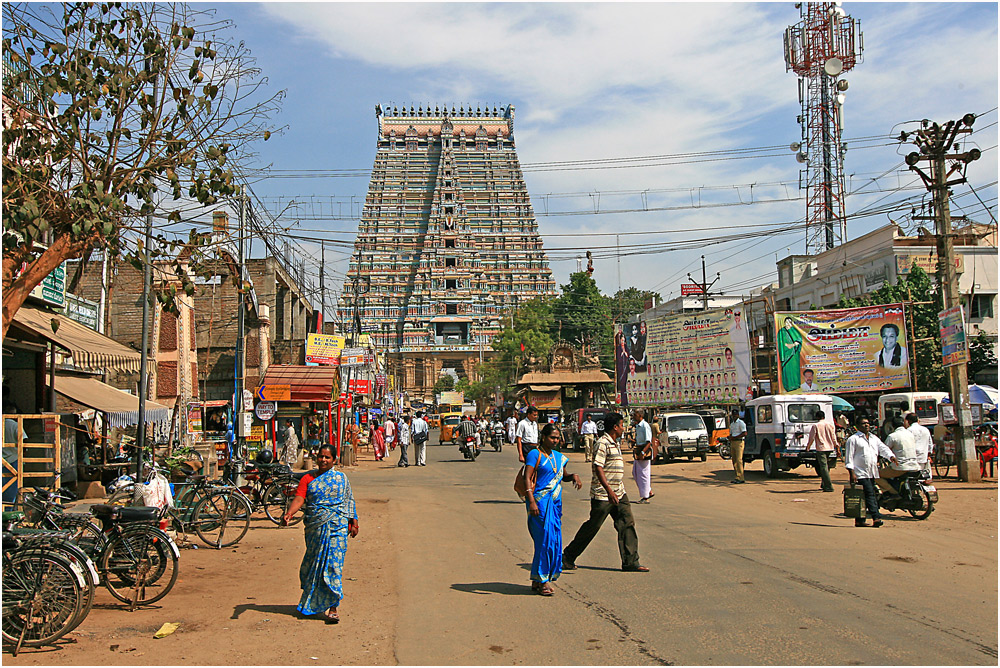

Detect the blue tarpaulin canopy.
xmin=829 ymin=395 xmax=854 ymax=411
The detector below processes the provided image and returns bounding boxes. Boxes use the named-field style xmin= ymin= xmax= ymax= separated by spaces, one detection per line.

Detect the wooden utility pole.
xmin=687 ymin=255 xmax=722 ymax=311
xmin=900 ymin=114 xmax=982 ymax=482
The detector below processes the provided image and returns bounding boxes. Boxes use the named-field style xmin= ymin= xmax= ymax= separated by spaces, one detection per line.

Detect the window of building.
xmin=445 ymin=258 xmax=456 ymax=267
xmin=446 ymin=279 xmax=457 ymax=290
xmin=445 ymin=239 xmax=456 ymax=248
xmin=970 ymin=294 xmax=995 ymax=319
xmin=446 ymin=304 xmax=458 ymax=315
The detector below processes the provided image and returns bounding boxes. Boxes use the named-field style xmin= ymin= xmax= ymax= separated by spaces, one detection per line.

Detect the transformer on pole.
xmin=784 ymin=1 xmax=863 ymax=255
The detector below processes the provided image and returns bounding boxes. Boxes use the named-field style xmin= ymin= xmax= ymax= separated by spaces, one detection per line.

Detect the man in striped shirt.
xmin=563 ymin=412 xmax=649 ymax=573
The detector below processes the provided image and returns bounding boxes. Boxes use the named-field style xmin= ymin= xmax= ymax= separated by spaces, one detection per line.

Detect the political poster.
xmin=773 ymin=304 xmax=910 ymax=395
xmin=615 ymin=307 xmax=752 ymax=408
xmin=938 ymin=305 xmax=970 ymax=367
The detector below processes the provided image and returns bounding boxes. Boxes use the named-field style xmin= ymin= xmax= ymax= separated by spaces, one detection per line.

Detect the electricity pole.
xmin=899 ymin=113 xmax=982 ymax=482
xmin=234 ymin=187 xmax=247 ymax=464
xmin=687 ymin=255 xmax=722 ymax=311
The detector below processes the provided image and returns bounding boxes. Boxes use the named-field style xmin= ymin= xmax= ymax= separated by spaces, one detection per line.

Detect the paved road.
xmin=371 ymin=430 xmax=997 ymax=665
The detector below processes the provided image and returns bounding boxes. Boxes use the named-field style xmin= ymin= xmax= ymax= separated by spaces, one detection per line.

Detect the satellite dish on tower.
xmin=823 ymin=57 xmax=844 ymax=77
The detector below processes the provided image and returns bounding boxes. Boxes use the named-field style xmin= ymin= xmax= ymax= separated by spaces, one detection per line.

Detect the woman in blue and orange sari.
xmin=283 ymin=444 xmax=358 ymax=623
xmin=524 ymin=423 xmax=581 ymax=596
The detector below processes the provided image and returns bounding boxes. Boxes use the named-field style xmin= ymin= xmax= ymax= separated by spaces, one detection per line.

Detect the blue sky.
xmin=208 ymin=2 xmax=998 ymax=309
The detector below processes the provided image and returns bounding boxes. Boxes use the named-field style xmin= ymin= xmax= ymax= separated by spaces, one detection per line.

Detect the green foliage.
xmin=432 ymin=374 xmax=455 ymax=394
xmin=551 ymin=271 xmax=615 ymax=368
xmin=838 ymin=265 xmax=947 ymax=391
xmin=968 ymin=331 xmax=998 ymax=382
xmin=609 ymin=286 xmax=660 ymax=323
xmin=2 ymin=2 xmax=283 ymax=320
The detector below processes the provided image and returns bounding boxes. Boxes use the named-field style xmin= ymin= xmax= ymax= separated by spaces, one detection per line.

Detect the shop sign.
xmin=680 ymin=283 xmax=705 ymax=296
xmin=248 ymin=425 xmax=265 ymax=442
xmin=186 ymin=404 xmax=203 ymax=433
xmin=896 ymin=253 xmax=964 ymax=276
xmin=305 ymin=333 xmax=346 ymax=365
xmin=254 ymin=401 xmax=277 ymax=421
xmin=256 ymin=384 xmax=291 ymax=401
xmin=348 ymin=378 xmax=371 ymax=394
xmin=340 ymin=347 xmax=367 ymax=367
xmin=28 ymin=262 xmax=66 ymax=307
xmin=63 ymin=293 xmax=99 ymax=330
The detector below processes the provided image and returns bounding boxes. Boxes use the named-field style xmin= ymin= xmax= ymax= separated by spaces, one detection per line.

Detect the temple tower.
xmin=339 ymin=104 xmax=557 ymax=403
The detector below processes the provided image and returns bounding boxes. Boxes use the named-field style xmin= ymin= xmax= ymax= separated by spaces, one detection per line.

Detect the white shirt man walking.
xmin=580 ymin=416 xmax=598 ymax=463
xmin=844 ymin=417 xmax=897 ymax=527
xmin=505 ymin=414 xmax=517 ymax=444
xmin=411 ymin=412 xmax=429 ymax=466
xmin=516 ymin=407 xmax=539 ymax=463
xmin=631 ymin=409 xmax=654 ymax=503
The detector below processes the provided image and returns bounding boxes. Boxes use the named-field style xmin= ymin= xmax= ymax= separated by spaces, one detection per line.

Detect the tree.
xmin=551 ymin=271 xmax=614 ymax=368
xmin=609 ymin=286 xmax=660 ymax=323
xmin=968 ymin=331 xmax=998 ymax=383
xmin=2 ymin=3 xmax=283 ymax=335
xmin=432 ymin=374 xmax=455 ymax=394
xmin=490 ymin=297 xmax=554 ymax=373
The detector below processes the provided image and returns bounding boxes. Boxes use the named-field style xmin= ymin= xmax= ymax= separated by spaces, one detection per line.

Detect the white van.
xmin=877 ymin=392 xmax=949 ymax=437
xmin=654 ymin=412 xmax=710 ymax=462
xmin=742 ymin=394 xmax=837 ymax=478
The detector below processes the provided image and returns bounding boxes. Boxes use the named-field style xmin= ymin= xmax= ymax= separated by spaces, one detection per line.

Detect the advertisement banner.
xmin=186 ymin=404 xmax=203 ymax=434
xmin=615 ymin=307 xmax=752 ymax=408
xmin=305 ymin=333 xmax=346 ymax=365
xmin=774 ymin=303 xmax=910 ymax=395
xmin=340 ymin=347 xmax=367 ymax=368
xmin=348 ymin=378 xmax=372 ymax=394
xmin=938 ymin=305 xmax=970 ymax=367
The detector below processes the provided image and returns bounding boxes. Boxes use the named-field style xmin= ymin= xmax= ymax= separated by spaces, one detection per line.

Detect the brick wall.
xmin=157 ymin=361 xmax=178 ymax=398
xmin=159 ymin=311 xmax=178 ymax=351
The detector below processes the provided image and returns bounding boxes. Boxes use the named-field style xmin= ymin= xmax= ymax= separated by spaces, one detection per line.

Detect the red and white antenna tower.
xmin=784 ymin=2 xmax=863 ymax=255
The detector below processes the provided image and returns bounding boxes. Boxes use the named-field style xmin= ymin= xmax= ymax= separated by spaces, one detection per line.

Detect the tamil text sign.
xmin=773 ymin=304 xmax=910 ymax=395
xmin=339 ymin=347 xmax=367 ymax=367
xmin=615 ymin=307 xmax=752 ymax=408
xmin=305 ymin=333 xmax=346 ymax=365
xmin=680 ymin=283 xmax=705 ymax=296
xmin=938 ymin=305 xmax=969 ymax=367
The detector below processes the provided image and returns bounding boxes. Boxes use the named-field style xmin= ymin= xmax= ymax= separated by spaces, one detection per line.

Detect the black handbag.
xmin=843 ymin=482 xmax=866 ymax=519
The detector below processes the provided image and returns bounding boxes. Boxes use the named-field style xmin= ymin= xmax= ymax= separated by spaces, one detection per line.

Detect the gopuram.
xmin=338 ymin=104 xmax=557 ymax=403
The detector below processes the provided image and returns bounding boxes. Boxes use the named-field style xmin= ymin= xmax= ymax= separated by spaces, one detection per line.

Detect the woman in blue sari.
xmin=525 ymin=423 xmax=581 ymax=596
xmin=284 ymin=444 xmax=358 ymax=623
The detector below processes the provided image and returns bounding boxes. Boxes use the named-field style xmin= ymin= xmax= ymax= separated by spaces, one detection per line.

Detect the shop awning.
xmin=528 ymin=385 xmax=562 ymax=392
xmin=259 ymin=365 xmax=339 ymax=403
xmin=13 ymin=303 xmax=143 ymax=372
xmin=51 ymin=375 xmax=170 ymax=428
xmin=516 ymin=371 xmax=612 ymax=386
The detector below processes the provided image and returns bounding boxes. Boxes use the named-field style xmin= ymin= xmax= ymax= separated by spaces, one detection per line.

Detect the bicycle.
xmin=89 ymin=504 xmax=180 ymax=608
xmin=164 ymin=476 xmax=250 ymax=549
xmin=227 ymin=459 xmax=302 ymax=526
xmin=1 ymin=530 xmax=92 ymax=654
xmin=20 ymin=487 xmax=106 ymax=556
xmin=933 ymin=442 xmax=955 ymax=478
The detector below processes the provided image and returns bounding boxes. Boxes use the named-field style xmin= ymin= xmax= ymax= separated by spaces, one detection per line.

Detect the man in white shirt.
xmin=800 ymin=369 xmax=820 ymax=392
xmin=384 ymin=416 xmax=396 ymax=452
xmin=630 ymin=409 xmax=654 ymax=503
xmin=844 ymin=417 xmax=897 ymax=527
xmin=877 ymin=416 xmax=921 ymax=496
xmin=410 ymin=412 xmax=429 ymax=466
xmin=728 ymin=410 xmax=747 ymax=484
xmin=905 ymin=412 xmax=933 ymax=479
xmin=505 ymin=414 xmax=517 ymax=444
xmin=515 ymin=407 xmax=539 ymax=463
xmin=580 ymin=415 xmax=598 ymax=463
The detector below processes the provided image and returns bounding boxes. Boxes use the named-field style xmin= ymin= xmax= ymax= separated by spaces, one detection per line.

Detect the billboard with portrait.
xmin=615 ymin=307 xmax=752 ymax=408
xmin=773 ymin=304 xmax=910 ymax=395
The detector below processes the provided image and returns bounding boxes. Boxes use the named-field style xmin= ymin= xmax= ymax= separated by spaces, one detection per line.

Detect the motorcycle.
xmin=717 ymin=436 xmax=731 ymax=461
xmin=491 ymin=424 xmax=505 ymax=452
xmin=877 ymin=469 xmax=937 ymax=520
xmin=460 ymin=434 xmax=479 ymax=461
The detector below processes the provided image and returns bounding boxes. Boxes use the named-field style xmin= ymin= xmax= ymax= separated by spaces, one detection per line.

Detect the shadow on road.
xmin=473 ymin=499 xmax=523 ymax=504
xmin=450 ymin=582 xmax=533 ymax=596
xmin=231 ymin=603 xmax=302 ymax=620
xmin=788 ymin=521 xmax=850 ymax=528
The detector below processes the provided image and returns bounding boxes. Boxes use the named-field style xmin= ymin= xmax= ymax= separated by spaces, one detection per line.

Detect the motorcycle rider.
xmin=905 ymin=412 xmax=933 ymax=479
xmin=877 ymin=415 xmax=921 ymax=499
xmin=458 ymin=414 xmax=478 ymax=456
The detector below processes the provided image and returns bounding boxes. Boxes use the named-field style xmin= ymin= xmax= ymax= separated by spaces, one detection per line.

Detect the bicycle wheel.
xmin=99 ymin=527 xmax=179 ymax=606
xmin=51 ymin=515 xmax=106 ymax=560
xmin=263 ymin=480 xmax=301 ymax=526
xmin=192 ymin=491 xmax=250 ymax=548
xmin=2 ymin=550 xmax=85 ymax=648
xmin=933 ymin=453 xmax=951 ymax=479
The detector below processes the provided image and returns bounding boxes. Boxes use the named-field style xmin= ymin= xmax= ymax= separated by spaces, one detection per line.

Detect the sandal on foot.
xmin=322 ymin=609 xmax=340 ymax=624
xmin=539 ymin=584 xmax=554 ymax=596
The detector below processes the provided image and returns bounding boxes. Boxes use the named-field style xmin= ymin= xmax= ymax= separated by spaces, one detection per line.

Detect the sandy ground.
xmin=5 ymin=437 xmax=997 ymax=666
xmin=5 ymin=455 xmax=397 ymax=666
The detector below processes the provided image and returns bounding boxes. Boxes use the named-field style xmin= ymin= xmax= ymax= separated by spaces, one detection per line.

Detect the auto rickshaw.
xmin=694 ymin=408 xmax=729 ymax=452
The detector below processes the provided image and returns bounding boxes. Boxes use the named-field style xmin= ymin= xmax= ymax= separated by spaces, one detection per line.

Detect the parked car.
xmin=742 ymin=394 xmax=837 ymax=477
xmin=654 ymin=412 xmax=710 ymax=462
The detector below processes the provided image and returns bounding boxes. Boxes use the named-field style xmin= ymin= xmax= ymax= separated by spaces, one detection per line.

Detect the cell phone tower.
xmin=784 ymin=2 xmax=863 ymax=255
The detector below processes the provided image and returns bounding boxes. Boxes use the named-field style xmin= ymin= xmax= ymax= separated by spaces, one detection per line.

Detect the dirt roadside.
xmin=6 ymin=455 xmax=397 ymax=667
